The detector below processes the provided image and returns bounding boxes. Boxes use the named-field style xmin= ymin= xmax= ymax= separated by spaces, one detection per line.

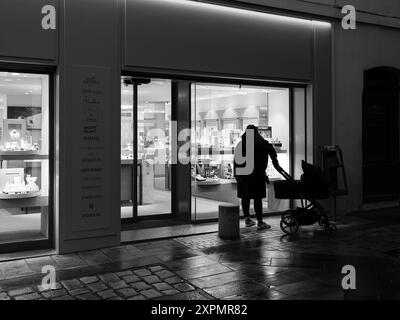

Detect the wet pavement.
xmin=1 ymin=212 xmax=400 ymax=300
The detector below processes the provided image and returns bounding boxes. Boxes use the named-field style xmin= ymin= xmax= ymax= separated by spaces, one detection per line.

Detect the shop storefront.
xmin=0 ymin=0 xmax=332 ymax=254
xmin=120 ymin=78 xmax=311 ymax=222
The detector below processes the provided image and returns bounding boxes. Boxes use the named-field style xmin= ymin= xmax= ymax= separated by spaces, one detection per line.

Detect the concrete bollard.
xmin=218 ymin=204 xmax=240 ymax=240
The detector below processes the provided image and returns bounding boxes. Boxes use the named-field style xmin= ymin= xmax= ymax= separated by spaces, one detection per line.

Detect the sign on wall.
xmin=69 ymin=66 xmax=112 ymax=235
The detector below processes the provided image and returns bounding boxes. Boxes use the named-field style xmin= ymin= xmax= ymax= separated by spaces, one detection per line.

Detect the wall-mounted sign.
xmin=70 ymin=66 xmax=111 ymax=235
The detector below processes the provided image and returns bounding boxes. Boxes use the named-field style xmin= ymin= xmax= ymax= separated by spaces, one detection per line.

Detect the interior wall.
xmin=7 ymin=95 xmax=42 ymax=107
xmin=268 ymin=90 xmax=290 ymax=152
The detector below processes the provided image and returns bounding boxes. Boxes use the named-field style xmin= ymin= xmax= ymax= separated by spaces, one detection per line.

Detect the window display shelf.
xmin=0 ymin=190 xmax=41 ymax=200
xmin=197 ymin=147 xmax=235 ymax=155
xmin=0 ymin=150 xmax=41 ymax=156
xmin=0 ymin=153 xmax=49 ymax=161
xmin=0 ymin=195 xmax=48 ymax=209
xmin=195 ymin=178 xmax=236 ymax=186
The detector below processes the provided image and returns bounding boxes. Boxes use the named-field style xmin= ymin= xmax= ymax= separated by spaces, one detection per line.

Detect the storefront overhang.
xmin=124 ymin=0 xmax=331 ymax=83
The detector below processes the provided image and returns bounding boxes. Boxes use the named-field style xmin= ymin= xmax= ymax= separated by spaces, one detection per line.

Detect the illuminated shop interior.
xmin=120 ymin=78 xmax=299 ymax=221
xmin=0 ymin=71 xmax=50 ymax=245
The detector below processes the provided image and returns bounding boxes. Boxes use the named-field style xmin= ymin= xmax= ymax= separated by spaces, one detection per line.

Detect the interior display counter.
xmin=192 ymin=178 xmax=240 ymax=205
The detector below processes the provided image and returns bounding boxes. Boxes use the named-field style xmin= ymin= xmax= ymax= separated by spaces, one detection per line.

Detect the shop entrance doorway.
xmin=362 ymin=67 xmax=400 ymax=203
xmin=120 ymin=74 xmax=312 ymax=225
xmin=121 ymin=77 xmax=173 ymax=220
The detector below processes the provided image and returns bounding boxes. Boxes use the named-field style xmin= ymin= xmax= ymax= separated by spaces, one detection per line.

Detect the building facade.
xmin=0 ymin=0 xmax=398 ymax=254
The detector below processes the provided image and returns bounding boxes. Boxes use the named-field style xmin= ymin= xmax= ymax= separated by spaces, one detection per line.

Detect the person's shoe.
xmin=245 ymin=218 xmax=256 ymax=227
xmin=257 ymin=221 xmax=271 ymax=231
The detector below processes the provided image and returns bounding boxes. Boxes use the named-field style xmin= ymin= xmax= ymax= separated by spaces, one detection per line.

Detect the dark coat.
xmin=234 ymin=132 xmax=279 ymax=199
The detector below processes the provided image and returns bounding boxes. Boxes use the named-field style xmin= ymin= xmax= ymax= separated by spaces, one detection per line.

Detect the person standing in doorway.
xmin=234 ymin=125 xmax=282 ymax=230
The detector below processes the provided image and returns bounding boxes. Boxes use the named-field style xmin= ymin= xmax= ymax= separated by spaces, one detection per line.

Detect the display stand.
xmin=321 ymin=145 xmax=348 ymax=221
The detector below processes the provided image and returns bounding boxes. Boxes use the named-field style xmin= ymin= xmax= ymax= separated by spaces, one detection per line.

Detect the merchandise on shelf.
xmin=1 ymin=174 xmax=40 ymax=196
xmin=1 ymin=118 xmax=40 ymax=152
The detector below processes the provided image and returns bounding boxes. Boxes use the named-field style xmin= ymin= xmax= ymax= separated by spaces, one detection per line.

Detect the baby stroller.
xmin=273 ymin=161 xmax=337 ymax=235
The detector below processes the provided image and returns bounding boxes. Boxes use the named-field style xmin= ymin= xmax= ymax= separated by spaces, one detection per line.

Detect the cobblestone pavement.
xmin=1 ymin=211 xmax=400 ymax=300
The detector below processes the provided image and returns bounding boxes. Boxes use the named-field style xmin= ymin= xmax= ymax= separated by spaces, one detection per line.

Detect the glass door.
xmin=121 ymin=77 xmax=172 ymax=220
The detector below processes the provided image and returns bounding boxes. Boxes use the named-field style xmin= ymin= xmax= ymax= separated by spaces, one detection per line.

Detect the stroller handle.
xmin=276 ymin=167 xmax=294 ymax=182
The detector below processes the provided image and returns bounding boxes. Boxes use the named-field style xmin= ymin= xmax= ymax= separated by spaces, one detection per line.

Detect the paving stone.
xmin=128 ymin=295 xmax=145 ymax=300
xmin=131 ymin=281 xmax=152 ymax=291
xmin=162 ymin=289 xmax=180 ymax=296
xmin=0 ymin=260 xmax=34 ymax=279
xmin=117 ymin=287 xmax=138 ymax=298
xmin=122 ymin=275 xmax=140 ymax=283
xmin=116 ymin=270 xmax=133 ymax=277
xmin=141 ymin=289 xmax=162 ymax=299
xmin=203 ymin=280 xmax=264 ymax=299
xmin=149 ymin=266 xmax=164 ymax=272
xmin=69 ymin=288 xmax=91 ymax=296
xmin=153 ymin=282 xmax=174 ymax=291
xmin=14 ymin=292 xmax=42 ymax=300
xmin=97 ymin=290 xmax=117 ymax=299
xmin=76 ymin=293 xmax=100 ymax=300
xmin=80 ymin=276 xmax=99 ymax=284
xmin=42 ymin=289 xmax=68 ymax=299
xmin=143 ymin=275 xmax=161 ymax=284
xmin=0 ymin=292 xmax=10 ymax=300
xmin=52 ymin=254 xmax=87 ymax=269
xmin=108 ymin=296 xmax=123 ymax=300
xmin=107 ymin=281 xmax=127 ymax=290
xmin=133 ymin=268 xmax=151 ymax=277
xmin=176 ymin=264 xmax=231 ymax=279
xmin=155 ymin=270 xmax=175 ymax=279
xmin=165 ymin=276 xmax=184 ymax=285
xmin=174 ymin=283 xmax=195 ymax=292
xmin=99 ymin=273 xmax=120 ymax=283
xmin=37 ymin=283 xmax=62 ymax=292
xmin=87 ymin=281 xmax=108 ymax=292
xmin=54 ymin=295 xmax=75 ymax=300
xmin=61 ymin=279 xmax=83 ymax=291
xmin=8 ymin=287 xmax=34 ymax=297
xmin=78 ymin=250 xmax=112 ymax=265
xmin=25 ymin=256 xmax=56 ymax=273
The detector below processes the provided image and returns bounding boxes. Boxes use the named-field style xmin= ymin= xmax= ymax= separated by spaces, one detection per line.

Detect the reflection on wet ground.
xmin=1 ymin=212 xmax=400 ymax=300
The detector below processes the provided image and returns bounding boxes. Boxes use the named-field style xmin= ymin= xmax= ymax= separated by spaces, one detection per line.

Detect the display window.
xmin=120 ymin=76 xmax=308 ymax=223
xmin=0 ymin=71 xmax=51 ymax=248
xmin=191 ymin=83 xmax=301 ymax=221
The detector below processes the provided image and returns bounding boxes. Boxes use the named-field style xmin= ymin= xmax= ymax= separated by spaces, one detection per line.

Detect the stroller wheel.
xmin=324 ymin=222 xmax=337 ymax=235
xmin=280 ymin=215 xmax=299 ymax=235
xmin=281 ymin=210 xmax=293 ymax=220
xmin=319 ymin=216 xmax=328 ymax=227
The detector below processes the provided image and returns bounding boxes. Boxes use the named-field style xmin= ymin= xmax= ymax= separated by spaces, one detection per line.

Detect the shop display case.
xmin=0 ymin=111 xmax=48 ymax=201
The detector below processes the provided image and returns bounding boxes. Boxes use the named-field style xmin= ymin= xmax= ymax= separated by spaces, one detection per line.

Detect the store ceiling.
xmin=0 ymin=72 xmax=43 ymax=96
xmin=121 ymin=78 xmax=287 ymax=108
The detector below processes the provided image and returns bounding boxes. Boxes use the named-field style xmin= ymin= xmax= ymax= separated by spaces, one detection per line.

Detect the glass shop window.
xmin=191 ymin=83 xmax=291 ymax=220
xmin=0 ymin=71 xmax=50 ymax=245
